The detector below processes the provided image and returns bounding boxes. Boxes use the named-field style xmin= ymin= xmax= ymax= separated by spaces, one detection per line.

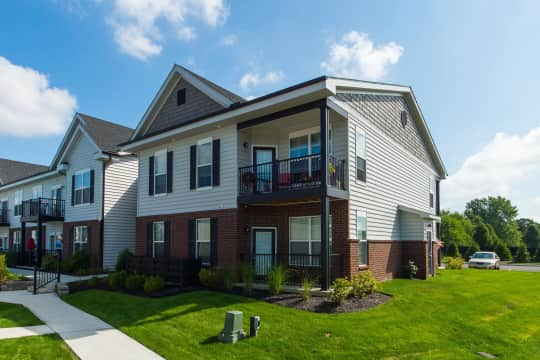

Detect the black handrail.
xmin=33 ymin=249 xmax=61 ymax=294
xmin=22 ymin=198 xmax=65 ymax=219
xmin=239 ymin=154 xmax=346 ymax=195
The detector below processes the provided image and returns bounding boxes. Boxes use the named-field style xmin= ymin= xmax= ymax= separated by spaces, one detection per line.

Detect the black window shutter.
xmin=147 ymin=223 xmax=153 ymax=257
xmin=164 ymin=221 xmax=170 ymax=257
xmin=188 ymin=219 xmax=196 ymax=259
xmin=210 ymin=217 xmax=217 ymax=266
xmin=71 ymin=226 xmax=75 ymax=253
xmin=148 ymin=156 xmax=155 ymax=196
xmin=166 ymin=152 xmax=173 ymax=193
xmin=86 ymin=225 xmax=91 ymax=253
xmin=189 ymin=145 xmax=196 ymax=190
xmin=89 ymin=169 xmax=95 ymax=203
xmin=212 ymin=139 xmax=220 ymax=186
xmin=71 ymin=175 xmax=75 ymax=206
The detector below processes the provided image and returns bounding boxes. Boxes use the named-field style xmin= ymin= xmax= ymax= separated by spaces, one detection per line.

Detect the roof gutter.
xmin=0 ymin=169 xmax=62 ymax=191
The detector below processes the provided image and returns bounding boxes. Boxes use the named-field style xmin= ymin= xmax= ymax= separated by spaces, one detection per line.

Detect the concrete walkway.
xmin=0 ymin=325 xmax=54 ymax=340
xmin=0 ymin=290 xmax=163 ymax=360
xmin=8 ymin=267 xmax=109 ymax=283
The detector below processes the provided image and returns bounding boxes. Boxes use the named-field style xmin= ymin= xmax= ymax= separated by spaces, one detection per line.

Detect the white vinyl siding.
xmin=137 ymin=125 xmax=237 ymax=216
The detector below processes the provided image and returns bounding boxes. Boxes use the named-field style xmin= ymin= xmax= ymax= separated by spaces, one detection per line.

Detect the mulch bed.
xmin=264 ymin=292 xmax=392 ymax=313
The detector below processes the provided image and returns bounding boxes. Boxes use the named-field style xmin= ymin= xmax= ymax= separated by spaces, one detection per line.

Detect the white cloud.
xmin=320 ymin=31 xmax=403 ymax=81
xmin=108 ymin=0 xmax=229 ymax=60
xmin=0 ymin=56 xmax=77 ymax=137
xmin=221 ymin=34 xmax=237 ymax=46
xmin=239 ymin=71 xmax=284 ymax=92
xmin=443 ymin=128 xmax=540 ymax=221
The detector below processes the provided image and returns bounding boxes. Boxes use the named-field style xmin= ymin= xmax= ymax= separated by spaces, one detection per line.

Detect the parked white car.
xmin=468 ymin=252 xmax=500 ymax=269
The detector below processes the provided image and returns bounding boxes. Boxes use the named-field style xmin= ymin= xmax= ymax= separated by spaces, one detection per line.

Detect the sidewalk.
xmin=0 ymin=290 xmax=163 ymax=360
xmin=8 ymin=267 xmax=109 ymax=284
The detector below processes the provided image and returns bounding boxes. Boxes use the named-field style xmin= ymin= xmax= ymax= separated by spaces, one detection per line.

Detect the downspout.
xmin=100 ymin=156 xmax=109 ymax=270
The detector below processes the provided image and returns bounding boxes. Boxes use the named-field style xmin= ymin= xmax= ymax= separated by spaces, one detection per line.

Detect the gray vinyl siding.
xmin=145 ymin=78 xmax=225 ymax=136
xmin=65 ymin=133 xmax=103 ymax=222
xmin=103 ymin=156 xmax=138 ymax=270
xmin=138 ymin=125 xmax=237 ymax=216
xmin=345 ymin=107 xmax=439 ymax=242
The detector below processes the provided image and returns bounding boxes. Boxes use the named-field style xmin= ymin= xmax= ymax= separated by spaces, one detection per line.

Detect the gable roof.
xmin=0 ymin=158 xmax=48 ymax=186
xmin=77 ymin=113 xmax=134 ymax=154
xmin=130 ymin=65 xmax=244 ymax=140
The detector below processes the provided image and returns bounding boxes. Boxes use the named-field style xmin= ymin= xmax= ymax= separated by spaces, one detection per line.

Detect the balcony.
xmin=21 ymin=198 xmax=65 ymax=223
xmin=238 ymin=154 xmax=347 ymax=203
xmin=0 ymin=208 xmax=8 ymax=226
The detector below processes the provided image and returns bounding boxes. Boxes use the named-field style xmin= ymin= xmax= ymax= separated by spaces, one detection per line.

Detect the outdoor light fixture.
xmin=218 ymin=311 xmax=246 ymax=344
xmin=243 ymin=141 xmax=249 ymax=149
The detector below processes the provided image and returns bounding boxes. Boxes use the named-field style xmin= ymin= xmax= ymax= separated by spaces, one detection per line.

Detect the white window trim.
xmin=14 ymin=190 xmax=23 ymax=217
xmin=356 ymin=210 xmax=368 ymax=266
xmin=289 ymin=216 xmax=321 ymax=266
xmin=74 ymin=168 xmax=91 ymax=206
xmin=73 ymin=226 xmax=89 ymax=254
xmin=32 ymin=184 xmax=43 ymax=199
xmin=153 ymin=149 xmax=168 ymax=196
xmin=153 ymin=221 xmax=165 ymax=257
xmin=51 ymin=185 xmax=62 ymax=200
xmin=13 ymin=231 xmax=21 ymax=251
xmin=355 ymin=127 xmax=367 ymax=184
xmin=196 ymin=137 xmax=213 ymax=190
xmin=0 ymin=235 xmax=8 ymax=251
xmin=196 ymin=218 xmax=211 ymax=265
xmin=429 ymin=176 xmax=435 ymax=208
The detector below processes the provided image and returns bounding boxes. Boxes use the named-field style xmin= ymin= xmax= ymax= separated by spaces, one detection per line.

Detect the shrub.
xmin=443 ymin=256 xmax=464 ymax=270
xmin=534 ymin=248 xmax=540 ymax=262
xmin=198 ymin=268 xmax=218 ymax=288
xmin=445 ymin=243 xmax=461 ymax=258
xmin=125 ymin=274 xmax=146 ymax=291
xmin=41 ymin=255 xmax=58 ymax=272
xmin=403 ymin=260 xmax=418 ymax=279
xmin=116 ymin=249 xmax=133 ymax=271
xmin=144 ymin=276 xmax=165 ymax=294
xmin=67 ymin=250 xmax=91 ymax=274
xmin=494 ymin=242 xmax=512 ymax=261
xmin=240 ymin=263 xmax=255 ymax=294
xmin=301 ymin=278 xmax=313 ymax=301
xmin=0 ymin=254 xmax=7 ymax=285
xmin=108 ymin=271 xmax=127 ymax=289
xmin=183 ymin=259 xmax=202 ymax=286
xmin=351 ymin=270 xmax=377 ymax=298
xmin=514 ymin=244 xmax=530 ymax=263
xmin=267 ymin=265 xmax=286 ymax=296
xmin=88 ymin=276 xmax=101 ymax=287
xmin=328 ymin=278 xmax=351 ymax=305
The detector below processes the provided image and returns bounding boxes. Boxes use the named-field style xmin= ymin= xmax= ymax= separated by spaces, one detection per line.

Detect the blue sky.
xmin=1 ymin=0 xmax=539 ymax=219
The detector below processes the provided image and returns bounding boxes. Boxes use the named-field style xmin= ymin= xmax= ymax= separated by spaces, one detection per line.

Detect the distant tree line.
xmin=441 ymin=196 xmax=540 ymax=263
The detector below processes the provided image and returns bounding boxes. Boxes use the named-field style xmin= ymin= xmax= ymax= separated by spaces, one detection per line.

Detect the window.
xmin=177 ymin=88 xmax=186 ymax=106
xmin=197 ymin=139 xmax=212 ymax=188
xmin=357 ymin=211 xmax=368 ymax=266
xmin=74 ymin=170 xmax=91 ymax=205
xmin=32 ymin=185 xmax=42 ymax=199
xmin=429 ymin=176 xmax=435 ymax=208
xmin=13 ymin=231 xmax=21 ymax=252
xmin=73 ymin=226 xmax=89 ymax=254
xmin=152 ymin=222 xmax=165 ymax=257
xmin=154 ymin=151 xmax=167 ymax=195
xmin=289 ymin=216 xmax=322 ymax=266
xmin=51 ymin=186 xmax=62 ymax=200
xmin=0 ymin=236 xmax=8 ymax=251
xmin=14 ymin=191 xmax=22 ymax=216
xmin=196 ymin=219 xmax=211 ymax=265
xmin=356 ymin=128 xmax=366 ymax=182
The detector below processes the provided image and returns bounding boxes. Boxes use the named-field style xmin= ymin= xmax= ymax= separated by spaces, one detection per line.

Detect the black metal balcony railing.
xmin=22 ymin=198 xmax=65 ymax=220
xmin=239 ymin=154 xmax=346 ymax=195
xmin=0 ymin=208 xmax=8 ymax=225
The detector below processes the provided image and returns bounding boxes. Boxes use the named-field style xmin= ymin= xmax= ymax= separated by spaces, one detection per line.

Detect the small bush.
xmin=443 ymin=256 xmax=464 ymax=270
xmin=220 ymin=267 xmax=235 ymax=291
xmin=88 ymin=276 xmax=101 ymax=287
xmin=267 ymin=265 xmax=286 ymax=296
xmin=403 ymin=260 xmax=418 ymax=279
xmin=108 ymin=271 xmax=127 ymax=289
xmin=446 ymin=243 xmax=461 ymax=258
xmin=514 ymin=244 xmax=530 ymax=263
xmin=64 ymin=250 xmax=92 ymax=274
xmin=328 ymin=278 xmax=351 ymax=305
xmin=0 ymin=254 xmax=7 ymax=285
xmin=301 ymin=278 xmax=314 ymax=301
xmin=144 ymin=276 xmax=165 ymax=294
xmin=240 ymin=263 xmax=255 ymax=294
xmin=351 ymin=271 xmax=377 ymax=298
xmin=494 ymin=242 xmax=512 ymax=261
xmin=125 ymin=274 xmax=146 ymax=291
xmin=116 ymin=249 xmax=133 ymax=271
xmin=198 ymin=268 xmax=218 ymax=288
xmin=534 ymin=248 xmax=540 ymax=262
xmin=41 ymin=255 xmax=58 ymax=272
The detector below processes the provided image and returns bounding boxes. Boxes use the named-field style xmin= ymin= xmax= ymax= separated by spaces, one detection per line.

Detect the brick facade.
xmin=62 ymin=220 xmax=102 ymax=267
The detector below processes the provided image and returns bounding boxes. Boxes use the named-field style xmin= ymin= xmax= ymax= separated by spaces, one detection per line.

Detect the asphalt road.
xmin=499 ymin=264 xmax=540 ymax=272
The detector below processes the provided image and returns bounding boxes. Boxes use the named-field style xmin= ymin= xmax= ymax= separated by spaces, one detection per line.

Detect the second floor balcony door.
xmin=253 ymin=147 xmax=275 ymax=193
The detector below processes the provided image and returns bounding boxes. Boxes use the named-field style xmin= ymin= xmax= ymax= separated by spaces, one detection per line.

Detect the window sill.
xmin=152 ymin=193 xmax=167 ymax=197
xmin=196 ymin=186 xmax=213 ymax=191
xmin=73 ymin=203 xmax=91 ymax=208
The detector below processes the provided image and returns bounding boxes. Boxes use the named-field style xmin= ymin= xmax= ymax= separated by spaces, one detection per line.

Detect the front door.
xmin=253 ymin=228 xmax=276 ymax=276
xmin=253 ymin=147 xmax=276 ymax=193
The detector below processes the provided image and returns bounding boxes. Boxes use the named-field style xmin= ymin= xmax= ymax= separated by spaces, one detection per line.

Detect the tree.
xmin=494 ymin=241 xmax=512 ymax=261
xmin=440 ymin=211 xmax=474 ymax=246
xmin=523 ymin=225 xmax=540 ymax=250
xmin=517 ymin=218 xmax=538 ymax=234
xmin=465 ymin=196 xmax=522 ymax=246
xmin=446 ymin=242 xmax=461 ymax=258
xmin=473 ymin=222 xmax=496 ymax=250
xmin=465 ymin=242 xmax=480 ymax=259
xmin=514 ymin=244 xmax=530 ymax=263
xmin=535 ymin=248 xmax=540 ymax=262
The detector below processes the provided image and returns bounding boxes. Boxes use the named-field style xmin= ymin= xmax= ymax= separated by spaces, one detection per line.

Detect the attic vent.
xmin=177 ymin=88 xmax=186 ymax=106
xmin=400 ymin=110 xmax=408 ymax=128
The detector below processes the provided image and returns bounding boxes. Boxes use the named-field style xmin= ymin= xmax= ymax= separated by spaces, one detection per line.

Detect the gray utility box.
xmin=218 ymin=311 xmax=246 ymax=344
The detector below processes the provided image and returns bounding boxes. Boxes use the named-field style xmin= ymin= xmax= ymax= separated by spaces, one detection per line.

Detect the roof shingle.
xmin=0 ymin=158 xmax=48 ymax=185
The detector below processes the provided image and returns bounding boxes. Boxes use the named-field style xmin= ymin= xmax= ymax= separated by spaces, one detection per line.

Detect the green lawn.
xmin=0 ymin=334 xmax=76 ymax=360
xmin=0 ymin=302 xmax=42 ymax=328
xmin=63 ymin=269 xmax=540 ymax=359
